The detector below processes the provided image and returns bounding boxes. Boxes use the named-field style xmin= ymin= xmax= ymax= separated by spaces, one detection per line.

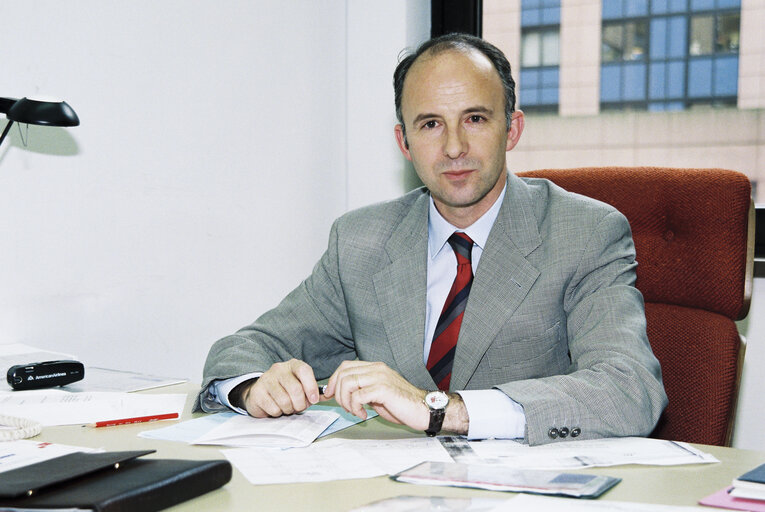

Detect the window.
xmin=520 ymin=0 xmax=561 ymax=112
xmin=600 ymin=0 xmax=740 ymax=111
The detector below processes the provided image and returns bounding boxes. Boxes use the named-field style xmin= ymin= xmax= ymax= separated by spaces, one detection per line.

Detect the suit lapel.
xmin=372 ymin=191 xmax=436 ymax=389
xmin=451 ymin=173 xmax=543 ymax=390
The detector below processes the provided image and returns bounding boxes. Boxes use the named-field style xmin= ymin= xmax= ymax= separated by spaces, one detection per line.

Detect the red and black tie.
xmin=427 ymin=232 xmax=474 ymax=391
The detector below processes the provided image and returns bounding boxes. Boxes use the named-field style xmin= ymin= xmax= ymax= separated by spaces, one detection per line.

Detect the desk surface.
xmin=34 ymin=383 xmax=765 ymax=511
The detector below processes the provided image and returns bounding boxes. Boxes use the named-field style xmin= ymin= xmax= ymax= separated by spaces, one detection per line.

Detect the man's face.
xmin=395 ymin=49 xmax=523 ymax=227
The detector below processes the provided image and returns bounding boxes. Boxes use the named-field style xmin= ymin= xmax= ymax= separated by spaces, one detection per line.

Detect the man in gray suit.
xmin=198 ymin=34 xmax=667 ymax=445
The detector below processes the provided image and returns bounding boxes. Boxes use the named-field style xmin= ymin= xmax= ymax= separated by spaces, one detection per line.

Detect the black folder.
xmin=0 ymin=450 xmax=232 ymax=511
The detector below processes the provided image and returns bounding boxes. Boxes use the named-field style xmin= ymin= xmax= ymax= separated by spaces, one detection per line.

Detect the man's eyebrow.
xmin=411 ymin=106 xmax=494 ymax=126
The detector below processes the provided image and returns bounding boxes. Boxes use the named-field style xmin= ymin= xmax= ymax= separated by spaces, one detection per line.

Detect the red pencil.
xmin=89 ymin=412 xmax=179 ymax=428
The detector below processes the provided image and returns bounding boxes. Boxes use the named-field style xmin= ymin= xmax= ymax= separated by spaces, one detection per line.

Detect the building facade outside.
xmin=483 ymin=0 xmax=765 ymax=202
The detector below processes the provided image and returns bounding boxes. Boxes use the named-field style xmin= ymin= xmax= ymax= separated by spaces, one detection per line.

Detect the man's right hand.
xmin=235 ymin=359 xmax=321 ymax=418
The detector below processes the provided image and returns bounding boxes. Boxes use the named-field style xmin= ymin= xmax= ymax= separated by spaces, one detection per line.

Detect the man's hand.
xmin=324 ymin=360 xmax=469 ymax=434
xmin=239 ymin=359 xmax=321 ymax=418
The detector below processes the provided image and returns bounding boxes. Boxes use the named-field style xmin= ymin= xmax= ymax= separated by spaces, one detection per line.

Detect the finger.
xmin=337 ymin=372 xmax=364 ymax=414
xmin=290 ymin=360 xmax=320 ymax=405
xmin=245 ymin=386 xmax=284 ymax=418
xmin=348 ymin=386 xmax=369 ymax=420
xmin=324 ymin=360 xmax=365 ymax=397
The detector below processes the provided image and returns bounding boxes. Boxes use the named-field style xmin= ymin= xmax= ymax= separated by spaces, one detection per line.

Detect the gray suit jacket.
xmin=199 ymin=173 xmax=667 ymax=445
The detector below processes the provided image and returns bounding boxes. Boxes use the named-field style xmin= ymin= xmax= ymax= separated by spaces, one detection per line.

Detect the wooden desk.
xmin=35 ymin=383 xmax=765 ymax=511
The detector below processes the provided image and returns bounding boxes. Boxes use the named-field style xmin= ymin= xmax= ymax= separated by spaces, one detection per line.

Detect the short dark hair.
xmin=393 ymin=33 xmax=516 ymax=133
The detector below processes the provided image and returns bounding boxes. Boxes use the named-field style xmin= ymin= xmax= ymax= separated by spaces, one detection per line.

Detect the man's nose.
xmin=443 ymin=125 xmax=467 ymax=159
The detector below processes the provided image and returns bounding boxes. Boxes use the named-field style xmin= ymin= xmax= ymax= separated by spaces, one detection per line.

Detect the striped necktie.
xmin=427 ymin=232 xmax=474 ymax=391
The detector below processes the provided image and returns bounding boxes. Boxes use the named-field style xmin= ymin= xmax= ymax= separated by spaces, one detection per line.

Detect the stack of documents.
xmin=700 ymin=463 xmax=765 ymax=511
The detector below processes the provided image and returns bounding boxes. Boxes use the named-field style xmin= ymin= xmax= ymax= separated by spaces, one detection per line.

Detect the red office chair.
xmin=518 ymin=167 xmax=754 ymax=446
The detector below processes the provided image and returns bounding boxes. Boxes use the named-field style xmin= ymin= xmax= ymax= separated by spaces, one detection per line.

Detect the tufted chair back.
xmin=517 ymin=167 xmax=754 ymax=446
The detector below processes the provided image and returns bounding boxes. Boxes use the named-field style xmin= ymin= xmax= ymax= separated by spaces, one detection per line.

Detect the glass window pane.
xmin=665 ymin=101 xmax=685 ymax=110
xmin=690 ymin=16 xmax=714 ymax=56
xmin=541 ymin=0 xmax=560 ymax=7
xmin=601 ymin=65 xmax=622 ymax=102
xmin=602 ymin=25 xmax=623 ymax=62
xmin=540 ymin=86 xmax=558 ymax=104
xmin=521 ymin=69 xmax=540 ymax=88
xmin=667 ymin=61 xmax=686 ymax=97
xmin=541 ymin=68 xmax=559 ymax=86
xmin=541 ymin=7 xmax=560 ymax=25
xmin=648 ymin=102 xmax=666 ymax=111
xmin=623 ymin=63 xmax=647 ymax=100
xmin=688 ymin=58 xmax=713 ymax=97
xmin=669 ymin=0 xmax=687 ymax=12
xmin=522 ymin=8 xmax=541 ymax=26
xmin=716 ymin=0 xmax=740 ymax=8
xmin=624 ymin=21 xmax=648 ymax=61
xmin=522 ymin=0 xmax=543 ymax=7
xmin=522 ymin=32 xmax=541 ymax=67
xmin=716 ymin=14 xmax=740 ymax=53
xmin=541 ymin=31 xmax=560 ymax=65
xmin=650 ymin=19 xmax=667 ymax=59
xmin=625 ymin=0 xmax=648 ymax=17
xmin=714 ymin=56 xmax=738 ymax=96
xmin=668 ymin=16 xmax=687 ymax=58
xmin=523 ymin=88 xmax=540 ymax=105
xmin=602 ymin=0 xmax=623 ymax=20
xmin=649 ymin=62 xmax=667 ymax=99
xmin=691 ymin=0 xmax=714 ymax=10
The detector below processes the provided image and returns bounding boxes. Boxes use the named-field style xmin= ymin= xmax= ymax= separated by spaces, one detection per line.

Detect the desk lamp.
xmin=0 ymin=96 xmax=80 ymax=148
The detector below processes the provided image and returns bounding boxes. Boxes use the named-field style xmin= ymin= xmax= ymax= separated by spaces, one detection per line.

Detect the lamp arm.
xmin=0 ymin=120 xmax=14 ymax=148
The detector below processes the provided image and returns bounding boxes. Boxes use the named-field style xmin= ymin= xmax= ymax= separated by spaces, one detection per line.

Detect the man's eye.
xmin=468 ymin=115 xmax=485 ymax=123
xmin=423 ymin=120 xmax=438 ymax=129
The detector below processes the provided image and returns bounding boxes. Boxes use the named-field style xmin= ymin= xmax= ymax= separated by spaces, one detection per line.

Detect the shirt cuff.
xmin=210 ymin=372 xmax=262 ymax=415
xmin=456 ymin=389 xmax=526 ymax=440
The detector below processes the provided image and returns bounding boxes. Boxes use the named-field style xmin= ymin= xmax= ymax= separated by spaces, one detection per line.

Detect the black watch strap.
xmin=425 ymin=407 xmax=446 ymax=437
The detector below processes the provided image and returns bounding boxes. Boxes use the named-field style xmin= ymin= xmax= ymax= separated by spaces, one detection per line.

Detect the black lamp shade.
xmin=7 ymin=97 xmax=80 ymax=127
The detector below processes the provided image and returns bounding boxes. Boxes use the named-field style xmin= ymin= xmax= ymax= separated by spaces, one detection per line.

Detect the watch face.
xmin=425 ymin=391 xmax=448 ymax=410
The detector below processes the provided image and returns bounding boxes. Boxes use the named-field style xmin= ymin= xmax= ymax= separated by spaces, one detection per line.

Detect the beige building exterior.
xmin=484 ymin=0 xmax=765 ymax=202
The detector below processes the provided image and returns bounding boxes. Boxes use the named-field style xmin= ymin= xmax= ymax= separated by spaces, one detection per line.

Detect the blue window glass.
xmin=650 ymin=19 xmax=667 ymax=59
xmin=541 ymin=68 xmax=559 ymax=86
xmin=623 ymin=63 xmax=647 ymax=100
xmin=665 ymin=101 xmax=685 ymax=110
xmin=648 ymin=102 xmax=666 ymax=111
xmin=523 ymin=0 xmax=542 ymax=7
xmin=668 ymin=17 xmax=687 ymax=58
xmin=521 ymin=69 xmax=540 ymax=88
xmin=714 ymin=56 xmax=738 ymax=96
xmin=651 ymin=2 xmax=668 ymax=14
xmin=688 ymin=58 xmax=713 ymax=97
xmin=716 ymin=0 xmax=740 ymax=8
xmin=690 ymin=0 xmax=714 ymax=10
xmin=667 ymin=61 xmax=686 ymax=97
xmin=602 ymin=0 xmax=623 ymax=19
xmin=669 ymin=0 xmax=687 ymax=12
xmin=523 ymin=89 xmax=540 ymax=105
xmin=541 ymin=7 xmax=560 ymax=24
xmin=521 ymin=8 xmax=541 ymax=26
xmin=601 ymin=65 xmax=622 ymax=102
xmin=649 ymin=62 xmax=667 ymax=99
xmin=540 ymin=87 xmax=559 ymax=104
xmin=625 ymin=0 xmax=648 ymax=16
xmin=541 ymin=0 xmax=560 ymax=6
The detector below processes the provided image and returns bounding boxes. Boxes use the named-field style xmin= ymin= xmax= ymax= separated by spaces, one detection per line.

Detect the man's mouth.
xmin=442 ymin=169 xmax=475 ymax=179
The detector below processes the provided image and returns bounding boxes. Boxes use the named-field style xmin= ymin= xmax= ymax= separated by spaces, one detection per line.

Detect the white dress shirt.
xmin=211 ymin=183 xmax=526 ymax=439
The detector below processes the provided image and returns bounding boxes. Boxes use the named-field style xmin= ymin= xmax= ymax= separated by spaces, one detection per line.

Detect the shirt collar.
xmin=428 ymin=180 xmax=507 ymax=260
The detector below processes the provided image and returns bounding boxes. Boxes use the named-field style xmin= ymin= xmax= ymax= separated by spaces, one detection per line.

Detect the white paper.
xmin=0 ymin=439 xmax=98 ymax=474
xmin=0 ymin=389 xmax=186 ymax=426
xmin=192 ymin=410 xmax=339 ymax=448
xmin=491 ymin=494 xmax=705 ymax=511
xmin=65 ymin=367 xmax=187 ymax=392
xmin=458 ymin=436 xmax=718 ymax=469
xmin=223 ymin=437 xmax=454 ymax=485
xmin=0 ymin=343 xmax=77 ymax=391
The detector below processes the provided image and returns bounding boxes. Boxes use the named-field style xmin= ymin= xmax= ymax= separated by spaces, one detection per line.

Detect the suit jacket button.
xmin=571 ymin=427 xmax=581 ymax=438
xmin=559 ymin=427 xmax=569 ymax=438
xmin=548 ymin=428 xmax=559 ymax=439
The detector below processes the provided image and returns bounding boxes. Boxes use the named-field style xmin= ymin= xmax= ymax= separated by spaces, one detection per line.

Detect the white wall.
xmin=0 ymin=1 xmax=431 ymax=382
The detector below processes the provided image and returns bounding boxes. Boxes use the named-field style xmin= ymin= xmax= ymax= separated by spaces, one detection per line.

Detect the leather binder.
xmin=0 ymin=450 xmax=232 ymax=511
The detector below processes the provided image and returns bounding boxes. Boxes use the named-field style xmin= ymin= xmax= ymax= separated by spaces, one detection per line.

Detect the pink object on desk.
xmin=700 ymin=486 xmax=765 ymax=512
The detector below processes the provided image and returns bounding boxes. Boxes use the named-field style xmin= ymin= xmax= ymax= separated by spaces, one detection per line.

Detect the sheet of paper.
xmin=494 ymin=494 xmax=709 ymax=511
xmin=223 ymin=437 xmax=454 ymax=485
xmin=699 ymin=486 xmax=765 ymax=512
xmin=0 ymin=440 xmax=98 ymax=474
xmin=192 ymin=410 xmax=339 ymax=448
xmin=351 ymin=495 xmax=510 ymax=511
xmin=65 ymin=367 xmax=187 ymax=392
xmin=0 ymin=389 xmax=186 ymax=426
xmin=446 ymin=436 xmax=717 ymax=469
xmin=140 ymin=404 xmax=377 ymax=444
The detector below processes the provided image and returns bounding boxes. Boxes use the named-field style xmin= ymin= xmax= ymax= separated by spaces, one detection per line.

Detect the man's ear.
xmin=505 ymin=110 xmax=525 ymax=152
xmin=394 ymin=124 xmax=413 ymax=161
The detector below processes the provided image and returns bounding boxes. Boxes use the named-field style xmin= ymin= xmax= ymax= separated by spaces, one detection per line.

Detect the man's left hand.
xmin=323 ymin=360 xmax=468 ymax=434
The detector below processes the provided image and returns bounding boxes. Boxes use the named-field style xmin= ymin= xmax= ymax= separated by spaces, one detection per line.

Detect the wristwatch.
xmin=424 ymin=391 xmax=449 ymax=437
